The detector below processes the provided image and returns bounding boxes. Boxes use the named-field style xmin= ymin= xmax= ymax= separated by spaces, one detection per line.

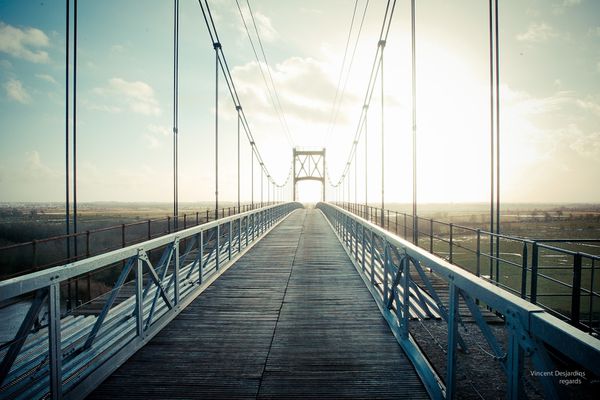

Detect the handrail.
xmin=335 ymin=201 xmax=600 ymax=333
xmin=318 ymin=202 xmax=600 ymax=399
xmin=0 ymin=202 xmax=281 ymax=281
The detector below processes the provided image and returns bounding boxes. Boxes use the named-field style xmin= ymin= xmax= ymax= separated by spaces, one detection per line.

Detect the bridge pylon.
xmin=293 ymin=148 xmax=326 ymax=202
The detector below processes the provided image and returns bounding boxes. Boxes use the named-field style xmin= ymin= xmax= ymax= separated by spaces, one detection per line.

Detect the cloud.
xmin=0 ymin=21 xmax=50 ymax=63
xmin=24 ymin=151 xmax=59 ymax=180
xmin=92 ymin=78 xmax=161 ymax=116
xmin=143 ymin=134 xmax=161 ymax=148
xmin=236 ymin=6 xmax=278 ymax=43
xmin=4 ymin=78 xmax=31 ymax=103
xmin=503 ymin=87 xmax=600 ymax=159
xmin=597 ymin=60 xmax=600 ymax=73
xmin=147 ymin=124 xmax=171 ymax=136
xmin=552 ymin=0 xmax=582 ymax=14
xmin=516 ymin=23 xmax=558 ymax=42
xmin=253 ymin=12 xmax=278 ymax=42
xmin=110 ymin=44 xmax=126 ymax=53
xmin=231 ymin=57 xmax=346 ymax=124
xmin=83 ymin=99 xmax=121 ymax=113
xmin=566 ymin=126 xmax=600 ymax=158
xmin=144 ymin=124 xmax=171 ymax=148
xmin=35 ymin=73 xmax=57 ymax=84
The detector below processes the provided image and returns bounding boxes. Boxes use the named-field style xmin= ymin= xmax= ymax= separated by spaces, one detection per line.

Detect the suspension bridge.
xmin=1 ymin=1 xmax=599 ymax=399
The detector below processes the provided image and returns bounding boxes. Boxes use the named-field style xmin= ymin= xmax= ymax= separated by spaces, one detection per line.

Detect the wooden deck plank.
xmin=89 ymin=209 xmax=427 ymax=399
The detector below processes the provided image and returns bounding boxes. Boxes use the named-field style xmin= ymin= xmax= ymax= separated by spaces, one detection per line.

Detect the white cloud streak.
xmin=93 ymin=78 xmax=161 ymax=116
xmin=4 ymin=78 xmax=31 ymax=104
xmin=0 ymin=21 xmax=50 ymax=63
xmin=516 ymin=23 xmax=558 ymax=42
xmin=35 ymin=73 xmax=57 ymax=84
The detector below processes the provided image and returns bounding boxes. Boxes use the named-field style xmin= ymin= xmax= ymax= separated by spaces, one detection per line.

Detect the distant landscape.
xmin=1 ymin=201 xmax=599 ymax=247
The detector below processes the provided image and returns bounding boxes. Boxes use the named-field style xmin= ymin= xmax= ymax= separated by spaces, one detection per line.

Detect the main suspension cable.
xmin=198 ymin=0 xmax=292 ymax=189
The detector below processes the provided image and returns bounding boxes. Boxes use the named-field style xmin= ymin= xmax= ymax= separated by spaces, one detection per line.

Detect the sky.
xmin=0 ymin=0 xmax=599 ymax=204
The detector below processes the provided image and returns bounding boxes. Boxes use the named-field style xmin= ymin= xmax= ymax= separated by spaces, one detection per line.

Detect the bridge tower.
xmin=293 ymin=148 xmax=326 ymax=202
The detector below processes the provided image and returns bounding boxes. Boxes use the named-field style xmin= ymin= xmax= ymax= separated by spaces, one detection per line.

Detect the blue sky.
xmin=0 ymin=0 xmax=599 ymax=203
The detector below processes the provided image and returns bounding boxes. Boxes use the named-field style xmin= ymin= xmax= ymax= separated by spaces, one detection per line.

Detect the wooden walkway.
xmin=89 ymin=209 xmax=428 ymax=399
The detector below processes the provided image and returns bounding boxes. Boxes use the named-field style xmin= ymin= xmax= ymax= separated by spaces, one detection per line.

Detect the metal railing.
xmin=318 ymin=202 xmax=600 ymax=399
xmin=0 ymin=202 xmax=302 ymax=400
xmin=0 ymin=203 xmax=278 ymax=279
xmin=0 ymin=202 xmax=279 ymax=310
xmin=336 ymin=202 xmax=600 ymax=335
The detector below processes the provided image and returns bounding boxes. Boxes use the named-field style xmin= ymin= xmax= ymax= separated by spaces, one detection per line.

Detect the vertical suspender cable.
xmin=380 ymin=40 xmax=385 ymax=227
xmin=73 ymin=0 xmax=78 ymax=256
xmin=261 ymin=168 xmax=263 ymax=207
xmin=488 ymin=0 xmax=494 ymax=274
xmin=354 ymin=144 xmax=357 ymax=204
xmin=348 ymin=164 xmax=351 ymax=204
xmin=251 ymin=146 xmax=254 ymax=207
xmin=173 ymin=0 xmax=179 ymax=229
xmin=65 ymin=0 xmax=71 ymax=311
xmin=65 ymin=0 xmax=70 ymax=261
xmin=411 ymin=0 xmax=418 ymax=244
xmin=495 ymin=0 xmax=501 ymax=257
xmin=214 ymin=42 xmax=220 ymax=219
xmin=237 ymin=106 xmax=241 ymax=211
xmin=364 ymin=108 xmax=368 ymax=218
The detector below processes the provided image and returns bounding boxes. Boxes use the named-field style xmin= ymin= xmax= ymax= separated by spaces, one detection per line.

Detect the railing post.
xmin=401 ymin=257 xmax=410 ymax=339
xmin=476 ymin=229 xmax=481 ymax=278
xmin=32 ymin=240 xmax=38 ymax=270
xmin=48 ymin=283 xmax=62 ymax=400
xmin=520 ymin=242 xmax=528 ymax=300
xmin=429 ymin=218 xmax=433 ymax=254
xmin=589 ymin=259 xmax=596 ymax=333
xmin=354 ymin=219 xmax=358 ymax=260
xmin=148 ymin=219 xmax=151 ymax=239
xmin=183 ymin=214 xmax=187 ymax=229
xmin=446 ymin=282 xmax=459 ymax=399
xmin=370 ymin=230 xmax=375 ymax=284
xmin=449 ymin=223 xmax=453 ymax=264
xmin=572 ymin=253 xmax=582 ymax=327
xmin=206 ymin=210 xmax=209 ymax=223
xmin=506 ymin=311 xmax=525 ymax=400
xmin=216 ymin=224 xmax=220 ymax=271
xmin=174 ymin=238 xmax=180 ymax=305
xmin=199 ymin=232 xmax=204 ymax=284
xmin=245 ymin=216 xmax=249 ymax=247
xmin=349 ymin=218 xmax=353 ymax=254
xmin=167 ymin=216 xmax=171 ymax=233
xmin=238 ymin=217 xmax=242 ymax=253
xmin=135 ymin=252 xmax=144 ymax=337
xmin=383 ymin=241 xmax=389 ymax=302
xmin=196 ymin=211 xmax=199 ymax=225
xmin=86 ymin=230 xmax=90 ymax=258
xmin=361 ymin=225 xmax=366 ymax=272
xmin=395 ymin=212 xmax=398 ymax=234
xmin=531 ymin=242 xmax=538 ymax=304
xmin=404 ymin=213 xmax=407 ymax=239
xmin=228 ymin=221 xmax=232 ymax=260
